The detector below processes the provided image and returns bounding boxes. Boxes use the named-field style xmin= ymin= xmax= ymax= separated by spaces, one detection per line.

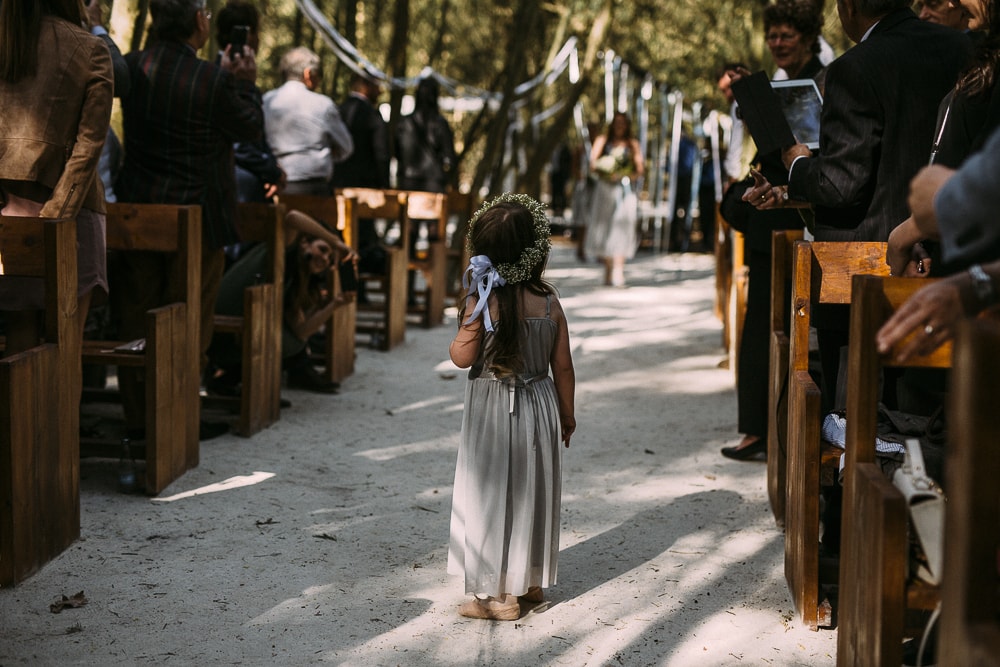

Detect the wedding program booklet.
xmin=731 ymin=71 xmax=823 ymax=155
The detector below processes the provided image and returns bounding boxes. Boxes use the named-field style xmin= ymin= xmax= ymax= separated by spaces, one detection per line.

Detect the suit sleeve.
xmin=787 ymin=57 xmax=881 ymax=220
xmin=39 ymin=39 xmax=113 ymax=219
xmin=325 ymin=103 xmax=354 ymax=162
xmin=372 ymin=111 xmax=391 ymax=188
xmin=214 ymin=75 xmax=263 ymax=143
xmin=937 ymin=126 xmax=1000 ymax=266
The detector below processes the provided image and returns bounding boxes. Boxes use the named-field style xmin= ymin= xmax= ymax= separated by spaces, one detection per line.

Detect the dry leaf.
xmin=50 ymin=591 xmax=87 ymax=614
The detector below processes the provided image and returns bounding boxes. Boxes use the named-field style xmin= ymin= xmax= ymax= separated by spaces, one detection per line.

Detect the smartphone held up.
xmin=229 ymin=25 xmax=250 ymax=58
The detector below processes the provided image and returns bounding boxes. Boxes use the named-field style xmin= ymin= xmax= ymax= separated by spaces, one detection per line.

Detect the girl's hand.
xmin=561 ymin=415 xmax=576 ymax=448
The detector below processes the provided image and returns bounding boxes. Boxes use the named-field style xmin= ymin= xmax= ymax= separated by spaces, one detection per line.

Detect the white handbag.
xmin=892 ymin=438 xmax=946 ymax=585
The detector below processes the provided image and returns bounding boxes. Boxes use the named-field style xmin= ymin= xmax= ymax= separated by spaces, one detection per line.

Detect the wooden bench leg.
xmin=1 ymin=345 xmax=78 ymax=585
xmin=837 ymin=462 xmax=908 ymax=667
xmin=785 ymin=370 xmax=832 ymax=630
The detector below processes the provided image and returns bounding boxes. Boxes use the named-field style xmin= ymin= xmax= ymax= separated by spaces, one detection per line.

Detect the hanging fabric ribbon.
xmin=462 ymin=255 xmax=506 ymax=332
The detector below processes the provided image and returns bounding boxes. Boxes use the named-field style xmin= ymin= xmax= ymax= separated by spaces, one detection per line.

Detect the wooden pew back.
xmin=766 ymin=228 xmax=804 ymax=526
xmin=330 ymin=188 xmax=409 ymax=350
xmin=938 ymin=317 xmax=1000 ymax=666
xmin=276 ymin=193 xmax=362 ymax=367
xmin=837 ymin=275 xmax=950 ymax=666
xmin=0 ymin=216 xmax=79 ymax=585
xmin=785 ymin=240 xmax=890 ymax=630
xmin=207 ymin=203 xmax=285 ymax=435
xmin=81 ymin=204 xmax=202 ymax=494
xmin=398 ymin=190 xmax=447 ymax=327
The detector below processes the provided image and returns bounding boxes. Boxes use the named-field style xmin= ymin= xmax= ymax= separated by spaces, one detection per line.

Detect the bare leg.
xmin=610 ymin=255 xmax=626 ymax=287
xmin=602 ymin=258 xmax=613 ymax=286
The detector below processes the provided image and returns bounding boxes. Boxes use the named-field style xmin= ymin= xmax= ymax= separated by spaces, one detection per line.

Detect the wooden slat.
xmin=80 ymin=205 xmax=202 ymax=491
xmin=299 ymin=189 xmax=409 ymax=351
xmin=767 ymin=229 xmax=803 ymax=526
xmin=278 ymin=194 xmax=359 ymax=372
xmin=0 ymin=216 xmax=79 ymax=586
xmin=938 ymin=318 xmax=1000 ymax=667
xmin=783 ymin=241 xmax=893 ymax=631
xmin=837 ymin=275 xmax=949 ymax=667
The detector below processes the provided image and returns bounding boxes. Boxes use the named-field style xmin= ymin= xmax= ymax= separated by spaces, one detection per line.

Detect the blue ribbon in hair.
xmin=462 ymin=255 xmax=506 ymax=332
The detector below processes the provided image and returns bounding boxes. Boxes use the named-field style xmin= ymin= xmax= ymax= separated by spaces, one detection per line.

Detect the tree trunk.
xmin=517 ymin=0 xmax=614 ymax=197
xmin=386 ymin=0 xmax=410 ymax=161
xmin=474 ymin=0 xmax=543 ymax=198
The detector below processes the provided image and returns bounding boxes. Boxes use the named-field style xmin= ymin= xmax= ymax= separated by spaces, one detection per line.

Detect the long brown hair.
xmin=0 ymin=0 xmax=86 ymax=83
xmin=460 ymin=201 xmax=554 ymax=378
xmin=956 ymin=2 xmax=1000 ymax=98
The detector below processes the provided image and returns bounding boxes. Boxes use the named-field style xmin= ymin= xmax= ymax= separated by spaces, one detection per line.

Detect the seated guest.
xmin=878 ymin=125 xmax=1000 ymax=362
xmin=208 ymin=209 xmax=358 ymax=394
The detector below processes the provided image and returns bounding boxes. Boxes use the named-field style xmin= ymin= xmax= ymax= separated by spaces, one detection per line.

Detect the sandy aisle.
xmin=0 ymin=245 xmax=836 ymax=666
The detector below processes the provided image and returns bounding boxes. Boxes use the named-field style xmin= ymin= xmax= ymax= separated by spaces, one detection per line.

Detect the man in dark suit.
xmin=332 ymin=72 xmax=391 ymax=191
xmin=332 ymin=72 xmax=391 ymax=293
xmin=767 ymin=0 xmax=969 ymax=553
xmin=775 ymin=0 xmax=969 ymax=409
xmin=115 ymin=0 xmax=262 ymax=440
xmin=783 ymin=0 xmax=969 ymax=244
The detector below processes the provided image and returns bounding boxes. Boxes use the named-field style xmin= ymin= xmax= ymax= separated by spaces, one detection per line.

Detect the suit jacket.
xmin=395 ymin=111 xmax=456 ymax=193
xmin=332 ymin=93 xmax=390 ymax=189
xmin=937 ymin=125 xmax=1000 ymax=267
xmin=117 ymin=40 xmax=262 ymax=249
xmin=0 ymin=16 xmax=113 ymax=218
xmin=788 ymin=9 xmax=969 ymax=242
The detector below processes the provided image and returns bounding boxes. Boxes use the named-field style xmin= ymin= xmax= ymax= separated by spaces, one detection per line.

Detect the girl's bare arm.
xmin=449 ymin=296 xmax=484 ymax=368
xmin=285 ymin=209 xmax=358 ymax=263
xmin=549 ymin=300 xmax=576 ymax=447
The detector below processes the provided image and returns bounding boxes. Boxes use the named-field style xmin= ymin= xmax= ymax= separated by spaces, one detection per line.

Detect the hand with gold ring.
xmin=742 ymin=168 xmax=778 ymax=210
xmin=876 ymin=278 xmax=966 ymax=362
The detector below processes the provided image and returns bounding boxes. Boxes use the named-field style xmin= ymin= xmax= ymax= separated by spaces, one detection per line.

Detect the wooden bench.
xmin=400 ymin=190 xmax=448 ymax=328
xmin=938 ymin=317 xmax=1000 ymax=666
xmin=714 ymin=218 xmax=736 ymax=356
xmin=837 ymin=275 xmax=951 ymax=666
xmin=766 ymin=229 xmax=804 ymax=527
xmin=446 ymin=190 xmax=477 ymax=300
xmin=206 ymin=202 xmax=285 ymax=436
xmin=334 ymin=188 xmax=410 ymax=351
xmin=0 ymin=216 xmax=80 ymax=585
xmin=729 ymin=229 xmax=748 ymax=378
xmin=784 ymin=240 xmax=889 ymax=630
xmin=274 ymin=193 xmax=357 ymax=379
xmin=80 ymin=203 xmax=201 ymax=495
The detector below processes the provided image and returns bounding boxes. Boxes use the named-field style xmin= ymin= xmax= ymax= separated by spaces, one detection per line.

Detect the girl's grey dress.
xmin=448 ymin=296 xmax=563 ymax=598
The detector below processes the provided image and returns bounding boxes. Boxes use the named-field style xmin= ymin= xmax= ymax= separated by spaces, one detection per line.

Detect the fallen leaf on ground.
xmin=50 ymin=591 xmax=87 ymax=614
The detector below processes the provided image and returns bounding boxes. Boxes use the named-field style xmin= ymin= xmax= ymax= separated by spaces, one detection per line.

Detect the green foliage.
xmin=108 ymin=0 xmax=852 ymax=196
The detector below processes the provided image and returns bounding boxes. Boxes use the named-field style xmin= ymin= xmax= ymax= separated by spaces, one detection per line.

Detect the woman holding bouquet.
xmin=584 ymin=112 xmax=644 ymax=287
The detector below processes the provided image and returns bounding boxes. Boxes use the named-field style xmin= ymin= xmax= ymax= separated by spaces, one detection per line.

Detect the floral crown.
xmin=466 ymin=192 xmax=551 ymax=284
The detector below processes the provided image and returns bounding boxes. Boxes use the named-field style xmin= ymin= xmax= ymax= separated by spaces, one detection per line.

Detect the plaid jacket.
xmin=117 ymin=40 xmax=262 ymax=249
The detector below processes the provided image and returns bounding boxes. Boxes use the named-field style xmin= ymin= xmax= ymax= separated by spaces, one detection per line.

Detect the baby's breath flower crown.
xmin=466 ymin=192 xmax=551 ymax=284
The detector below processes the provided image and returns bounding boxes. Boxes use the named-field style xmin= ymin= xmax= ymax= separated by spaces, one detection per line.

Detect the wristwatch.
xmin=968 ymin=264 xmax=995 ymax=307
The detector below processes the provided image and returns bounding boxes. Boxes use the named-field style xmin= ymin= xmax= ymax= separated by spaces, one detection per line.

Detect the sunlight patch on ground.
xmin=384 ymin=395 xmax=453 ymax=414
xmin=355 ymin=438 xmax=456 ymax=462
xmin=151 ymin=471 xmax=275 ymax=502
xmin=245 ymin=583 xmax=339 ymax=627
xmin=578 ymin=364 xmax=731 ymax=396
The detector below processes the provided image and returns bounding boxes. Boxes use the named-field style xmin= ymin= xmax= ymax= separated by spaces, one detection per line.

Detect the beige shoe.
xmin=520 ymin=587 xmax=544 ymax=603
xmin=458 ymin=595 xmax=521 ymax=621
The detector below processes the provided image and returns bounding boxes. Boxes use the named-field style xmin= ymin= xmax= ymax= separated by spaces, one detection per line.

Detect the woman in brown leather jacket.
xmin=0 ymin=0 xmax=113 ymax=353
